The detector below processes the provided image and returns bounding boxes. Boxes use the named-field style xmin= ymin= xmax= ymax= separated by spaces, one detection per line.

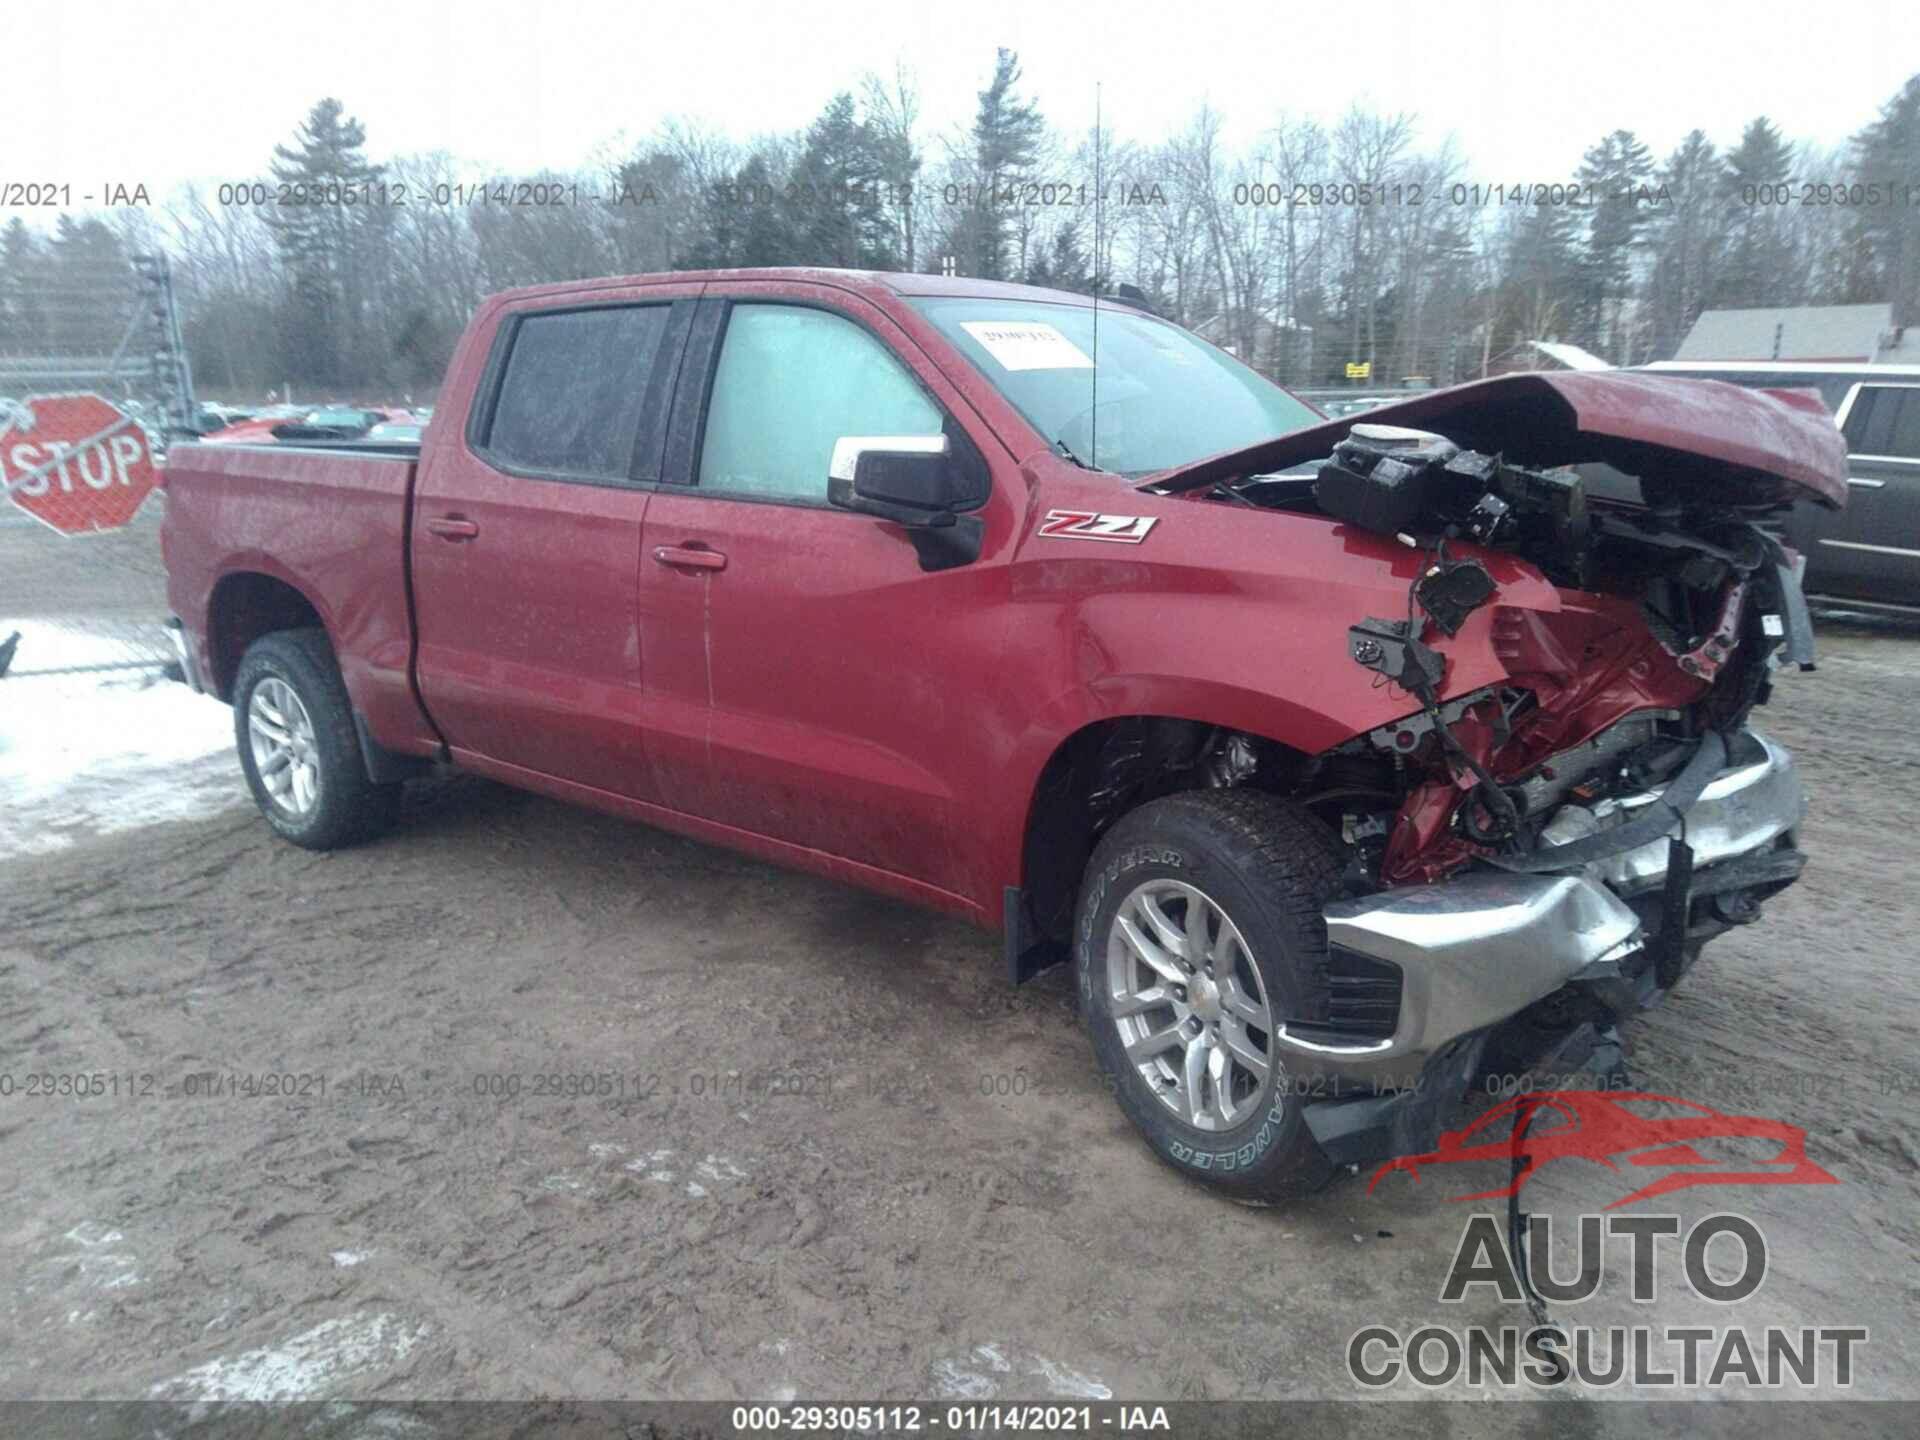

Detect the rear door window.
xmin=1841 ymin=385 xmax=1920 ymax=458
xmin=1843 ymin=387 xmax=1886 ymax=453
xmin=483 ymin=305 xmax=669 ymax=479
xmin=1885 ymin=390 xmax=1920 ymax=460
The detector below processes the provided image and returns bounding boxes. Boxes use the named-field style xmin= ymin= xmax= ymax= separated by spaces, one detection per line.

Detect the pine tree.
xmin=795 ymin=93 xmax=894 ymax=268
xmin=967 ymin=49 xmax=1045 ymax=280
xmin=1027 ymin=219 xmax=1092 ymax=293
xmin=1644 ymin=131 xmax=1730 ymax=357
xmin=265 ymin=99 xmax=385 ymax=387
xmin=686 ymin=153 xmax=805 ymax=269
xmin=1575 ymin=130 xmax=1656 ymax=360
xmin=1845 ymin=75 xmax=1920 ymax=322
xmin=1715 ymin=117 xmax=1798 ymax=309
xmin=1 ymin=218 xmax=49 ymax=357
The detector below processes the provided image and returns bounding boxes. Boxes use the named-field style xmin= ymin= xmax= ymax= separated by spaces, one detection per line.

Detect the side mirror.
xmin=826 ymin=434 xmax=984 ymax=572
xmin=827 ymin=435 xmax=963 ymax=522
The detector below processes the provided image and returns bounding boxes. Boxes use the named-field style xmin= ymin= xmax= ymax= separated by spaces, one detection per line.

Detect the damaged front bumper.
xmin=1298 ymin=728 xmax=1806 ymax=1163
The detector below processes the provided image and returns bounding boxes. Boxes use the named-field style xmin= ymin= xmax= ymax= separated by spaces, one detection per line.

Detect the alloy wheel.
xmin=247 ymin=677 xmax=321 ymax=818
xmin=1106 ymin=878 xmax=1276 ymax=1130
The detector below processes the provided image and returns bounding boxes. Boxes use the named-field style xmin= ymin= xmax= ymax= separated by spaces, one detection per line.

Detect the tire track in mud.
xmin=3 ymin=627 xmax=1919 ymax=1401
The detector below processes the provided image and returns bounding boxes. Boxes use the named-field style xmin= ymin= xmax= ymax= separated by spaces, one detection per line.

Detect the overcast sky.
xmin=7 ymin=0 xmax=1920 ymax=225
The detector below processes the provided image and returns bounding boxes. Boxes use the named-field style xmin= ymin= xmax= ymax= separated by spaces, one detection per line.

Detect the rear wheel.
xmin=233 ymin=628 xmax=399 ymax=850
xmin=1075 ymin=790 xmax=1343 ymax=1200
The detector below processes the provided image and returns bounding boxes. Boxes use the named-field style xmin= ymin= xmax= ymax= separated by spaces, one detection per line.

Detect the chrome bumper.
xmin=1307 ymin=729 xmax=1804 ymax=1078
xmin=1586 ymin=732 xmax=1803 ymax=894
xmin=165 ymin=617 xmax=205 ymax=694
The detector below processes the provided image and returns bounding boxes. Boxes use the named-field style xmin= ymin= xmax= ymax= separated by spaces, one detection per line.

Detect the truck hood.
xmin=1148 ymin=370 xmax=1848 ymax=510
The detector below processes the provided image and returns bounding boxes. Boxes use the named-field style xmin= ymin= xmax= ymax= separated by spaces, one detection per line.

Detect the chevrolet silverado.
xmin=161 ymin=268 xmax=1845 ymax=1198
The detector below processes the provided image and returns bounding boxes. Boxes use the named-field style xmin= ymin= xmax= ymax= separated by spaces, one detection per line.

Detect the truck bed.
xmin=160 ymin=440 xmax=439 ymax=758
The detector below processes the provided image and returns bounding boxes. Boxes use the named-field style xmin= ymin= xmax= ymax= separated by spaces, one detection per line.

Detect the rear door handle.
xmin=653 ymin=544 xmax=727 ymax=572
xmin=424 ymin=515 xmax=480 ymax=540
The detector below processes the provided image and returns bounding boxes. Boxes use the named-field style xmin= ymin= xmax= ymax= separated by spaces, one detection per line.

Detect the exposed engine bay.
xmin=1078 ymin=373 xmax=1849 ymax=1054
xmin=1057 ymin=371 xmax=1851 ymax=1194
xmin=1214 ymin=423 xmax=1819 ymax=894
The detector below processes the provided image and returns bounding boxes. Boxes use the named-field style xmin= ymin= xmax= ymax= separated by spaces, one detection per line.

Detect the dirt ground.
xmin=3 ymin=512 xmax=1918 ymax=1429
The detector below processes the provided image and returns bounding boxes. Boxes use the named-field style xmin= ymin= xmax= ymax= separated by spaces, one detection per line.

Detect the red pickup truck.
xmin=161 ymin=268 xmax=1844 ymax=1198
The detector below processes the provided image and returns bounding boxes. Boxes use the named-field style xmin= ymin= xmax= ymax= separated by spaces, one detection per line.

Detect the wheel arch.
xmin=1001 ymin=680 xmax=1355 ymax=971
xmin=204 ymin=568 xmax=331 ymax=701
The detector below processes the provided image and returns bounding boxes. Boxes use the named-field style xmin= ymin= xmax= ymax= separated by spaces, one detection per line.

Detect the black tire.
xmin=232 ymin=628 xmax=400 ymax=850
xmin=1075 ymin=789 xmax=1344 ymax=1201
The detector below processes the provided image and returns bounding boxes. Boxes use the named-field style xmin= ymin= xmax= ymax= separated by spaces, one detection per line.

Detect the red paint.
xmin=1153 ymin=368 xmax=1850 ymax=509
xmin=1381 ymin=595 xmax=1709 ymax=885
xmin=160 ymin=269 xmax=1849 ymax=930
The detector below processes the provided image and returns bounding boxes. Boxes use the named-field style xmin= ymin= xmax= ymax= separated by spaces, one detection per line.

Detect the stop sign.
xmin=1 ymin=393 xmax=159 ymax=535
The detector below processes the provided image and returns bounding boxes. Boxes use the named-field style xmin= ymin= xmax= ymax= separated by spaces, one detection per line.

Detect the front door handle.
xmin=653 ymin=544 xmax=728 ymax=572
xmin=424 ymin=515 xmax=480 ymax=540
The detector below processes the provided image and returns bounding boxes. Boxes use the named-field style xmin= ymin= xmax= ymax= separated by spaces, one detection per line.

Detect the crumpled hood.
xmin=1149 ymin=370 xmax=1849 ymax=510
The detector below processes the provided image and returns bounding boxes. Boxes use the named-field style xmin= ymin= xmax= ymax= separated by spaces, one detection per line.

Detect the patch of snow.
xmin=931 ymin=1358 xmax=998 ymax=1400
xmin=930 ymin=1345 xmax=1112 ymax=1402
xmin=623 ymin=1148 xmax=680 ymax=1185
xmin=330 ymin=1250 xmax=369 ymax=1268
xmin=587 ymin=1143 xmax=625 ymax=1159
xmin=1030 ymin=1356 xmax=1112 ymax=1400
xmin=685 ymin=1181 xmax=709 ymax=1198
xmin=541 ymin=1174 xmax=585 ymax=1193
xmin=63 ymin=1223 xmax=125 ymax=1247
xmin=149 ymin=1312 xmax=427 ymax=1401
xmin=56 ymin=1222 xmax=140 ymax=1291
xmin=695 ymin=1155 xmax=747 ymax=1184
xmin=0 ymin=646 xmax=238 ymax=859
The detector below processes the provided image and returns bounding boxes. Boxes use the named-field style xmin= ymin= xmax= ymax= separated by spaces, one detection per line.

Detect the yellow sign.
xmin=1345 ymin=361 xmax=1372 ymax=380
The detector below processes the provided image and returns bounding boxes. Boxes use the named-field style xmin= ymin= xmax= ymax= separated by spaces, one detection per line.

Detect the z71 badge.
xmin=1038 ymin=509 xmax=1159 ymax=544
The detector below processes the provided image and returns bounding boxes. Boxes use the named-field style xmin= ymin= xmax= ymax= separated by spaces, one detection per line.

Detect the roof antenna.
xmin=1090 ymin=80 xmax=1102 ymax=472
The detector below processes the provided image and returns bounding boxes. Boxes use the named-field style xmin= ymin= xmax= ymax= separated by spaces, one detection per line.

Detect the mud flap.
xmin=1004 ymin=886 xmax=1066 ymax=985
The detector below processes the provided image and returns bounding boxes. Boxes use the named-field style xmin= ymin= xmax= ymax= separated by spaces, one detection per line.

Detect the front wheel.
xmin=1075 ymin=790 xmax=1343 ymax=1201
xmin=232 ymin=628 xmax=399 ymax=850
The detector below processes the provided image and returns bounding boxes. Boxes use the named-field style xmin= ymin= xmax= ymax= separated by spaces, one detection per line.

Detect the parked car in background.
xmin=365 ymin=421 xmax=426 ymax=444
xmin=269 ymin=407 xmax=393 ymax=442
xmin=199 ymin=405 xmax=308 ymax=445
xmin=1640 ymin=361 xmax=1920 ymax=611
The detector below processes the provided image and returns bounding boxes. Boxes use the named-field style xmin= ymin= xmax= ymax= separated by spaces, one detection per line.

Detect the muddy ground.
xmin=2 ymin=511 xmax=1917 ymax=1431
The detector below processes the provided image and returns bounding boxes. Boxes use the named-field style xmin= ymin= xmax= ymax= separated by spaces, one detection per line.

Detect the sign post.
xmin=0 ymin=394 xmax=159 ymax=535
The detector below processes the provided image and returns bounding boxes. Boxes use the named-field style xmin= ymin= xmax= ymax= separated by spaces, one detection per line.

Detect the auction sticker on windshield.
xmin=959 ymin=320 xmax=1094 ymax=371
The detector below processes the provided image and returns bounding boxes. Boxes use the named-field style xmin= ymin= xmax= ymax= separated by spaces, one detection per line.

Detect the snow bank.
xmin=0 ymin=621 xmax=240 ymax=858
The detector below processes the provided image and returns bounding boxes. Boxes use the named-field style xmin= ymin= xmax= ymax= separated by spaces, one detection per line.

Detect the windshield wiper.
xmin=1053 ymin=437 xmax=1093 ymax=470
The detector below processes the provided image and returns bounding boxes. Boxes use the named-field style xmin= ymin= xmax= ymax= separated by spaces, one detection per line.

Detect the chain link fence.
xmin=1 ymin=253 xmax=191 ymax=684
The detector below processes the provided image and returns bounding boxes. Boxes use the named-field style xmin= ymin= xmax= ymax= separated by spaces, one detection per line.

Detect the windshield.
xmin=910 ymin=297 xmax=1320 ymax=478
